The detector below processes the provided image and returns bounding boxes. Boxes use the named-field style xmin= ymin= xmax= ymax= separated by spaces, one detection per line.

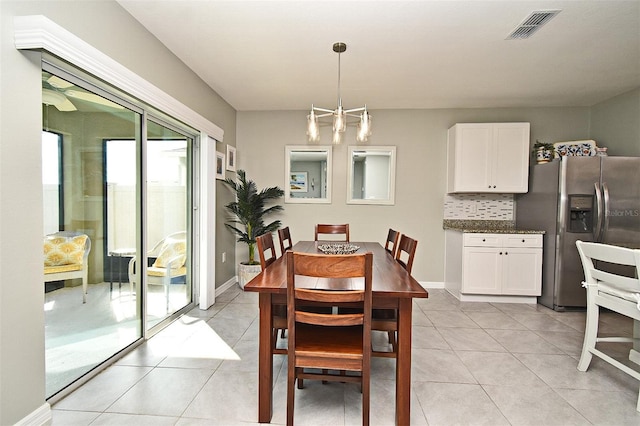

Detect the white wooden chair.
xmin=576 ymin=240 xmax=640 ymax=411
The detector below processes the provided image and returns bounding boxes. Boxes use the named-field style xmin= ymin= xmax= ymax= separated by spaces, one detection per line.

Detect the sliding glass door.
xmin=42 ymin=68 xmax=143 ymax=398
xmin=42 ymin=65 xmax=196 ymax=399
xmin=144 ymin=120 xmax=192 ymax=330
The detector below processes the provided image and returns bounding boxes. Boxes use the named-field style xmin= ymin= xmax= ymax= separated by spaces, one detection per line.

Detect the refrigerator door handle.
xmin=593 ymin=182 xmax=604 ymax=242
xmin=602 ymin=182 xmax=610 ymax=242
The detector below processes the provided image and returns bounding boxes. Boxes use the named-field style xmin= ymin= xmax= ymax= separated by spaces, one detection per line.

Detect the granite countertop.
xmin=443 ymin=219 xmax=545 ymax=235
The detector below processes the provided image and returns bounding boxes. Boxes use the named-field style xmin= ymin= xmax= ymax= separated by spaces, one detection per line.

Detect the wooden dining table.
xmin=243 ymin=240 xmax=429 ymax=425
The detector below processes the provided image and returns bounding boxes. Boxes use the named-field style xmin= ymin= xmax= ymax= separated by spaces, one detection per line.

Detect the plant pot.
xmin=238 ymin=262 xmax=262 ymax=290
xmin=536 ymin=148 xmax=553 ymax=164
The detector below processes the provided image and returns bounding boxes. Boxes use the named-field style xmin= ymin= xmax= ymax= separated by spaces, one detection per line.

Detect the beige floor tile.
xmin=439 ymin=327 xmax=506 ymax=352
xmin=107 ymin=368 xmax=213 ymax=417
xmin=465 ymin=311 xmax=528 ymax=330
xmin=425 ymin=310 xmax=478 ymax=328
xmin=54 ymin=365 xmax=152 ymax=412
xmin=486 ymin=329 xmax=565 ymax=354
xmin=457 ymin=351 xmax=547 ymax=386
xmin=483 ymin=384 xmax=590 ymax=425
xmin=411 ymin=348 xmax=477 ymax=384
xmin=414 ymin=382 xmax=509 ymax=426
xmin=555 ymin=387 xmax=640 ymax=425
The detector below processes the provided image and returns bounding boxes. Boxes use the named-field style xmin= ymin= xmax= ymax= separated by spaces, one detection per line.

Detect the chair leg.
xmin=287 ymin=363 xmax=295 ymax=426
xmin=82 ymin=275 xmax=88 ymax=304
xmin=578 ymin=287 xmax=598 ymax=372
xmin=362 ymin=373 xmax=370 ymax=426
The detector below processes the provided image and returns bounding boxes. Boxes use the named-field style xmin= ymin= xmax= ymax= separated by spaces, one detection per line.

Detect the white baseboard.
xmin=15 ymin=403 xmax=51 ymax=426
xmin=214 ymin=276 xmax=237 ymax=297
xmin=421 ymin=281 xmax=444 ymax=289
xmin=457 ymin=293 xmax=537 ymax=304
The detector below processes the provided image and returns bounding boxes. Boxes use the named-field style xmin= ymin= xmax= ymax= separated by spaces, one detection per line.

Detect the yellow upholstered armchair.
xmin=43 ymin=232 xmax=91 ymax=303
xmin=128 ymin=231 xmax=187 ymax=310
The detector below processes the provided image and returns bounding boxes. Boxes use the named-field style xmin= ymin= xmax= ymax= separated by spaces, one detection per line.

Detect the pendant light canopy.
xmin=306 ymin=42 xmax=372 ymax=144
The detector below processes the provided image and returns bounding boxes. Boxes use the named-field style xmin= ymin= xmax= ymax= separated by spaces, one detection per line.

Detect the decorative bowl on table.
xmin=317 ymin=243 xmax=360 ymax=255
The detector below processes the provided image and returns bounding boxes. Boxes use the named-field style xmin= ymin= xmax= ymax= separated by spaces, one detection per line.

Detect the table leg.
xmin=258 ymin=293 xmax=274 ymax=423
xmin=396 ymin=298 xmax=413 ymax=426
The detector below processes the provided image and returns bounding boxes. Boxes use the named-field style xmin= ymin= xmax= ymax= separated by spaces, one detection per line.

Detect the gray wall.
xmin=236 ymin=107 xmax=592 ymax=283
xmin=590 ymin=88 xmax=640 ymax=156
xmin=0 ymin=1 xmax=236 ymax=423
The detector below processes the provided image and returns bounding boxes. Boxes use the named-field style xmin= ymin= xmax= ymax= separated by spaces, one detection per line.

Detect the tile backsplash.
xmin=443 ymin=193 xmax=514 ymax=220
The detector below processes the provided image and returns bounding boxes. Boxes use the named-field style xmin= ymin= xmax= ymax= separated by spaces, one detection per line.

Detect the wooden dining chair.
xmin=576 ymin=240 xmax=640 ymax=411
xmin=256 ymin=232 xmax=277 ymax=270
xmin=286 ymin=251 xmax=372 ymax=426
xmin=395 ymin=234 xmax=418 ymax=274
xmin=372 ymin=234 xmax=418 ymax=357
xmin=384 ymin=228 xmax=400 ymax=258
xmin=256 ymin=232 xmax=287 ymax=353
xmin=278 ymin=226 xmax=293 ymax=256
xmin=314 ymin=223 xmax=350 ymax=242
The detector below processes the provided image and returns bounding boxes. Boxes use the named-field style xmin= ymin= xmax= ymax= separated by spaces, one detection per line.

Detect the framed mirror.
xmin=347 ymin=145 xmax=396 ymax=205
xmin=285 ymin=146 xmax=332 ymax=204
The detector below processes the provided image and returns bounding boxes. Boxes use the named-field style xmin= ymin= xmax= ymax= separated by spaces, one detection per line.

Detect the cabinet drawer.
xmin=503 ymin=235 xmax=542 ymax=248
xmin=463 ymin=234 xmax=501 ymax=247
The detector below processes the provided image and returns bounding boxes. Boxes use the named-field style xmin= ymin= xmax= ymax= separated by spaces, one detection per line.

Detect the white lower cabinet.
xmin=462 ymin=233 xmax=542 ymax=296
xmin=445 ymin=231 xmax=543 ymax=302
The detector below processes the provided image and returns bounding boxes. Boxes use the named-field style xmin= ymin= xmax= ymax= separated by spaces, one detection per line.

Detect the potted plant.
xmin=223 ymin=169 xmax=284 ymax=289
xmin=533 ymin=140 xmax=555 ymax=164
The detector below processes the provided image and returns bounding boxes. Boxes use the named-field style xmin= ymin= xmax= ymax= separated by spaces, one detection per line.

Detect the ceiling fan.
xmin=42 ymin=74 xmax=124 ymax=112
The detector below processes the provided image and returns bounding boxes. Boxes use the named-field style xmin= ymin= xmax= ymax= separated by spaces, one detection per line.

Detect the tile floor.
xmin=51 ymin=288 xmax=640 ymax=425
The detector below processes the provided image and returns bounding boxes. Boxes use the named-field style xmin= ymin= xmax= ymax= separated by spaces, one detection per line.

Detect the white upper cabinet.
xmin=447 ymin=123 xmax=530 ymax=193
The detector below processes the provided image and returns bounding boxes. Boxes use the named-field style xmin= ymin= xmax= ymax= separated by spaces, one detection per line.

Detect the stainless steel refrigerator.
xmin=516 ymin=156 xmax=640 ymax=310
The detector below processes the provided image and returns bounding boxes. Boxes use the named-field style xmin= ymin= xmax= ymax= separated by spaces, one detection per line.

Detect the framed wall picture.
xmin=226 ymin=145 xmax=237 ymax=172
xmin=216 ymin=151 xmax=226 ymax=180
xmin=289 ymin=171 xmax=308 ymax=192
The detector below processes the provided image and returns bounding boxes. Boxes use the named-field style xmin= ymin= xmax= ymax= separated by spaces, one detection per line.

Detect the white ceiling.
xmin=117 ymin=1 xmax=640 ymax=112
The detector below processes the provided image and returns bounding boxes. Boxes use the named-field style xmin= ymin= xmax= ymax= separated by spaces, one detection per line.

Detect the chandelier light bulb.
xmin=333 ymin=103 xmax=346 ymax=133
xmin=307 ymin=108 xmax=320 ymax=142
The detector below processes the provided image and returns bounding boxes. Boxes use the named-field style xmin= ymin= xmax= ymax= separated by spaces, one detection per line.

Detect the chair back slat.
xmin=315 ymin=224 xmax=350 ymax=242
xmin=293 ymin=252 xmax=364 ymax=278
xmin=256 ymin=232 xmax=277 ymax=270
xmin=576 ymin=241 xmax=640 ymax=293
xmin=577 ymin=241 xmax=640 ymax=294
xmin=296 ymin=311 xmax=364 ymax=327
xmin=295 ymin=288 xmax=364 ymax=303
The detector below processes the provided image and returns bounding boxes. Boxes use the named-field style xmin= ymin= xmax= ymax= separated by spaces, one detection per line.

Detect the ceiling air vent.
xmin=506 ymin=9 xmax=561 ymax=40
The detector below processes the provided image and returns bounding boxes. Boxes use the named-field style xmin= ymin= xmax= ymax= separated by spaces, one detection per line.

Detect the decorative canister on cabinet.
xmin=533 ymin=141 xmax=555 ymax=164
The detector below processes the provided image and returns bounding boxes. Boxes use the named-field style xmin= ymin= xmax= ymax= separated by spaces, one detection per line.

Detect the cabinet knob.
xmin=499 ymin=251 xmax=503 ymax=255
xmin=505 ymin=252 xmax=508 ymax=255
xmin=493 ymin=185 xmax=497 ymax=188
xmin=522 ymin=239 xmax=525 ymax=243
xmin=488 ymin=185 xmax=491 ymax=188
xmin=482 ymin=238 xmax=486 ymax=242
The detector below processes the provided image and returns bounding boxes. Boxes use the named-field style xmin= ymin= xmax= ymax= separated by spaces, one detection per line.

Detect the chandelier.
xmin=306 ymin=42 xmax=372 ymax=144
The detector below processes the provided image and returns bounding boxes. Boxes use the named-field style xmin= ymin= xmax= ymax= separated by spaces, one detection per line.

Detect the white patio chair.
xmin=576 ymin=240 xmax=640 ymax=411
xmin=128 ymin=231 xmax=187 ymax=311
